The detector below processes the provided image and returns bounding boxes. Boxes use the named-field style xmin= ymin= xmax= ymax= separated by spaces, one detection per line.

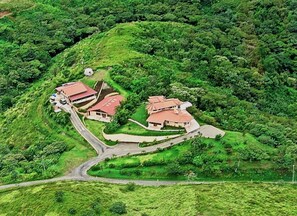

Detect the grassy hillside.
xmin=0 ymin=23 xmax=143 ymax=184
xmin=89 ymin=132 xmax=286 ymax=181
xmin=0 ymin=181 xmax=297 ymax=215
xmin=0 ymin=19 xmax=296 ymax=184
xmin=1 ymin=0 xmax=297 ymax=185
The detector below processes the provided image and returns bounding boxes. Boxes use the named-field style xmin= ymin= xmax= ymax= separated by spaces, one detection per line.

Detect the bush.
xmin=109 ymin=163 xmax=116 ymax=168
xmin=91 ymin=198 xmax=101 ymax=214
xmin=120 ymin=161 xmax=141 ymax=168
xmin=91 ymin=165 xmax=102 ymax=171
xmin=68 ymin=208 xmax=77 ymax=215
xmin=215 ymin=134 xmax=222 ymax=141
xmin=109 ymin=202 xmax=127 ymax=215
xmin=142 ymin=159 xmax=166 ymax=167
xmin=124 ymin=182 xmax=136 ymax=191
xmin=166 ymin=162 xmax=183 ymax=176
xmin=134 ymin=169 xmax=142 ymax=176
xmin=55 ymin=191 xmax=64 ymax=203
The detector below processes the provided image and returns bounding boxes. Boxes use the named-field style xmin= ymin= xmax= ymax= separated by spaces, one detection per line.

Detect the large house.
xmin=146 ymin=96 xmax=200 ymax=133
xmin=56 ymin=82 xmax=97 ymax=104
xmin=87 ymin=94 xmax=124 ymax=122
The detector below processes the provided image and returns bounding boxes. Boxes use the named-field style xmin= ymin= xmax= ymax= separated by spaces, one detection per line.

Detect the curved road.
xmin=0 ymin=107 xmax=224 ymax=191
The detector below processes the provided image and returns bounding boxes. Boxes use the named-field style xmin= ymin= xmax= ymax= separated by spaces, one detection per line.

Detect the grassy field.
xmin=88 ymin=131 xmax=288 ymax=181
xmin=0 ymin=181 xmax=297 ymax=215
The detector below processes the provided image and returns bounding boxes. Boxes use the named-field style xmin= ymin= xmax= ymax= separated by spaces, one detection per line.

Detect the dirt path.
xmin=0 ymin=11 xmax=12 ymax=19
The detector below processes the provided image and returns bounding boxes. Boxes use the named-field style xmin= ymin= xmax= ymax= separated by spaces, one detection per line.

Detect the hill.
xmin=1 ymin=181 xmax=297 ymax=215
xmin=0 ymin=0 xmax=297 ymax=184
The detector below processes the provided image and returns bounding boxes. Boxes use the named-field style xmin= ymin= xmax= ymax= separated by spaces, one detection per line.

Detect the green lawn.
xmin=89 ymin=131 xmax=287 ymax=181
xmin=111 ymin=121 xmax=184 ymax=136
xmin=1 ymin=181 xmax=297 ymax=215
xmin=84 ymin=119 xmax=118 ymax=146
xmin=130 ymin=103 xmax=148 ymax=126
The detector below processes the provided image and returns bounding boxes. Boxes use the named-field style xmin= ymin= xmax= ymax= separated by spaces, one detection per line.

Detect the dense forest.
xmin=0 ymin=0 xmax=297 ymax=183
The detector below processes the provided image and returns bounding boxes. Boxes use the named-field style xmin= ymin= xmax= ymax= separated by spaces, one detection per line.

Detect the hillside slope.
xmin=0 ymin=0 xmax=296 ymax=184
xmin=1 ymin=181 xmax=297 ymax=215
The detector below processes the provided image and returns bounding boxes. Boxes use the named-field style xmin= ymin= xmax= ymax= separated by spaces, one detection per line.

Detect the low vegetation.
xmin=1 ymin=181 xmax=297 ymax=215
xmin=130 ymin=103 xmax=148 ymax=126
xmin=89 ymin=132 xmax=291 ymax=181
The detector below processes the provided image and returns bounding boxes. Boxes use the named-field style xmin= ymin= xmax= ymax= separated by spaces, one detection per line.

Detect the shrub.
xmin=134 ymin=169 xmax=142 ymax=176
xmin=68 ymin=208 xmax=77 ymax=215
xmin=91 ymin=198 xmax=101 ymax=214
xmin=109 ymin=202 xmax=127 ymax=215
xmin=167 ymin=162 xmax=183 ymax=176
xmin=125 ymin=182 xmax=136 ymax=191
xmin=142 ymin=159 xmax=166 ymax=167
xmin=55 ymin=191 xmax=64 ymax=203
xmin=119 ymin=170 xmax=132 ymax=176
xmin=109 ymin=163 xmax=116 ymax=168
xmin=215 ymin=134 xmax=222 ymax=141
xmin=91 ymin=165 xmax=102 ymax=171
xmin=120 ymin=161 xmax=141 ymax=168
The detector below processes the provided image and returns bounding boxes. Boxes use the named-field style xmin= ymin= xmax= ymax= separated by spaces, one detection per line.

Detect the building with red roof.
xmin=146 ymin=96 xmax=200 ymax=132
xmin=87 ymin=94 xmax=124 ymax=122
xmin=56 ymin=82 xmax=97 ymax=104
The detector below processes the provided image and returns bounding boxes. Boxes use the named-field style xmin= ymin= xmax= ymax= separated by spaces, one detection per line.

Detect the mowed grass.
xmin=111 ymin=121 xmax=183 ymax=136
xmin=89 ymin=131 xmax=283 ymax=181
xmin=130 ymin=103 xmax=148 ymax=126
xmin=84 ymin=119 xmax=118 ymax=146
xmin=0 ymin=181 xmax=297 ymax=215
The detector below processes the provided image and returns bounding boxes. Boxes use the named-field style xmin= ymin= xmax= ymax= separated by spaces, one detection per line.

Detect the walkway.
xmin=102 ymin=132 xmax=180 ymax=143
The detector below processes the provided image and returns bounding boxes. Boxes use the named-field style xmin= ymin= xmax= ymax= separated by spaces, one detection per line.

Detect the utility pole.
xmin=292 ymin=164 xmax=295 ymax=183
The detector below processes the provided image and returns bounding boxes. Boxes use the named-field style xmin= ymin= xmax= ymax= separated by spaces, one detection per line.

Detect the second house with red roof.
xmin=87 ymin=94 xmax=124 ymax=122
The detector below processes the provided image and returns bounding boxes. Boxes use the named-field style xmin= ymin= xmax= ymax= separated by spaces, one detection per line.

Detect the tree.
xmin=167 ymin=162 xmax=183 ymax=176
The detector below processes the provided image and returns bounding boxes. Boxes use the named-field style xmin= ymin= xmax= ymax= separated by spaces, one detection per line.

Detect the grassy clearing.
xmin=0 ymin=181 xmax=297 ymax=215
xmin=130 ymin=103 xmax=148 ymax=126
xmin=89 ymin=131 xmax=286 ymax=181
xmin=84 ymin=119 xmax=117 ymax=146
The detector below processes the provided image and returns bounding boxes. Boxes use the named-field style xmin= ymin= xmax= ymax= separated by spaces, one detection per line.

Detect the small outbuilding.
xmin=84 ymin=68 xmax=94 ymax=76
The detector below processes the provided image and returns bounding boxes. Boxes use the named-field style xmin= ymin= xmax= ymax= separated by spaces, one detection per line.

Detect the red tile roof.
xmin=88 ymin=95 xmax=124 ymax=116
xmin=56 ymin=82 xmax=97 ymax=101
xmin=147 ymin=109 xmax=193 ymax=124
xmin=147 ymin=96 xmax=182 ymax=113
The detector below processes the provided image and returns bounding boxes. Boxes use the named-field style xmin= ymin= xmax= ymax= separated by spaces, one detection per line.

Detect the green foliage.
xmin=167 ymin=162 xmax=183 ymax=176
xmin=68 ymin=208 xmax=77 ymax=215
xmin=1 ymin=0 xmax=297 ymax=184
xmin=125 ymin=182 xmax=136 ymax=192
xmin=109 ymin=201 xmax=127 ymax=215
xmin=55 ymin=191 xmax=64 ymax=203
xmin=1 ymin=181 xmax=297 ymax=215
xmin=89 ymin=132 xmax=290 ymax=181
